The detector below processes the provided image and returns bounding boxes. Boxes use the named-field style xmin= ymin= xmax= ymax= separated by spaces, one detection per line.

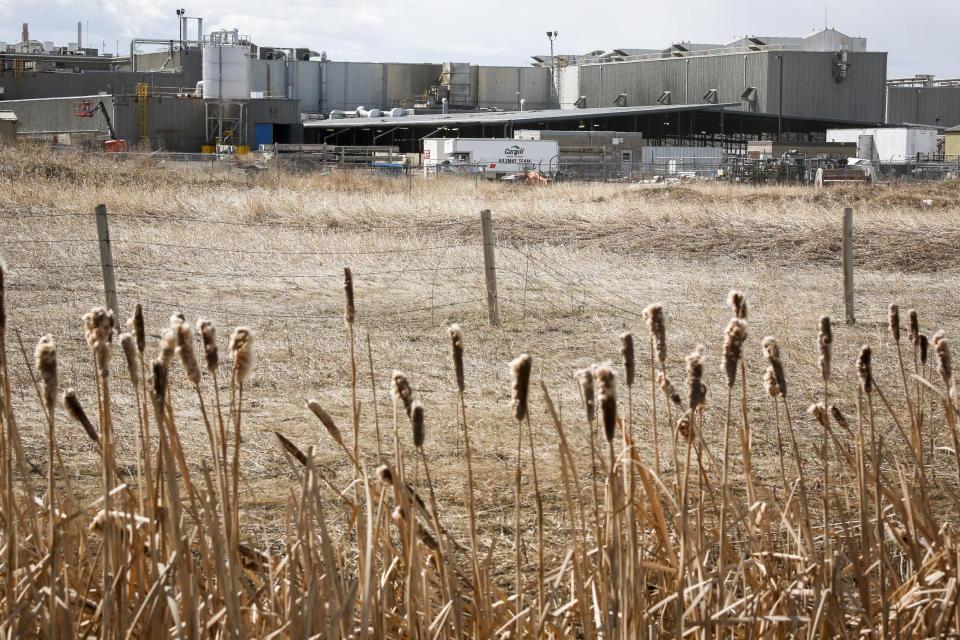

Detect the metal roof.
xmin=0 ymin=111 xmax=17 ymax=121
xmin=304 ymin=103 xmax=739 ymax=129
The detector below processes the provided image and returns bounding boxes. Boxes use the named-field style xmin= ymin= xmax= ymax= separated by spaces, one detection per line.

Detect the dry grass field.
xmin=2 ymin=144 xmax=960 ymax=637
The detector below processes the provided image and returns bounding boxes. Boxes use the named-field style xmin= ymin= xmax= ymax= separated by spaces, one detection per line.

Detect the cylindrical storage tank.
xmin=388 ymin=108 xmax=405 ymax=117
xmin=202 ymin=42 xmax=250 ymax=100
xmin=367 ymin=109 xmax=382 ymax=117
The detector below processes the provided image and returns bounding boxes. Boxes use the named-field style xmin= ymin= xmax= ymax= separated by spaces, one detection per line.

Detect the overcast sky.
xmin=1 ymin=0 xmax=956 ymax=78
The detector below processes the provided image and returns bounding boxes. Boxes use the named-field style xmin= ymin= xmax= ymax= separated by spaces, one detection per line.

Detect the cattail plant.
xmin=643 ymin=303 xmax=667 ymax=475
xmin=857 ymin=345 xmax=874 ymax=395
xmin=508 ymin=353 xmax=532 ymax=632
xmin=62 ymin=389 xmax=98 ymax=443
xmin=719 ymin=319 xmax=746 ymax=587
xmin=228 ymin=326 xmax=254 ymax=548
xmin=908 ymin=309 xmax=919 ymax=346
xmin=818 ymin=316 xmax=832 ymax=386
xmin=728 ymin=289 xmax=748 ymax=320
xmin=685 ymin=346 xmax=707 ymax=412
xmin=888 ymin=304 xmax=901 ymax=343
xmin=575 ymin=367 xmax=596 ymax=423
xmin=392 ymin=371 xmax=414 ymax=417
xmin=620 ymin=332 xmax=635 ymax=434
xmin=722 ymin=319 xmax=747 ymax=388
xmin=133 ymin=302 xmax=146 ymax=354
xmin=595 ymin=363 xmax=617 ymax=445
xmin=34 ymin=333 xmax=59 ymax=629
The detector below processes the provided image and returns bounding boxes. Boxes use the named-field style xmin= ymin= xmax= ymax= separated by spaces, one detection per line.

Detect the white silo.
xmin=202 ymin=29 xmax=251 ymax=150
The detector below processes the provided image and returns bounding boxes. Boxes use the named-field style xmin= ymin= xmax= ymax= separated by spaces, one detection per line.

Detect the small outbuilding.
xmin=0 ymin=111 xmax=18 ymax=144
xmin=944 ymin=125 xmax=960 ymax=157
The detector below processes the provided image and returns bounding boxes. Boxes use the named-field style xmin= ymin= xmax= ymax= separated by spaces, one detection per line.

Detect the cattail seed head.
xmin=595 ymin=363 xmax=617 ymax=442
xmin=229 ymin=327 xmax=254 ymax=383
xmin=377 ymin=464 xmax=394 ymax=485
xmin=643 ymin=304 xmax=667 ymax=364
xmin=761 ymin=337 xmax=787 ymax=398
xmin=829 ymin=404 xmax=850 ymax=433
xmin=411 ymin=401 xmax=425 ymax=448
xmin=34 ymin=334 xmax=57 ymax=413
xmin=307 ymin=400 xmax=343 ymax=446
xmin=619 ymin=332 xmax=635 ymax=387
xmin=919 ymin=334 xmax=929 ymax=365
xmin=763 ymin=366 xmax=780 ymax=398
xmin=133 ymin=303 xmax=145 ymax=353
xmin=510 ymin=354 xmax=532 ymax=422
xmin=174 ymin=321 xmax=202 ymax=385
xmin=391 ymin=371 xmax=414 ymax=417
xmin=0 ymin=259 xmax=6 ymax=333
xmin=84 ymin=307 xmax=114 ymax=379
xmin=934 ymin=331 xmax=952 ymax=386
xmin=120 ymin=332 xmax=139 ymax=388
xmin=343 ymin=267 xmax=355 ymax=326
xmin=274 ymin=432 xmax=308 ymax=466
xmin=83 ymin=307 xmax=115 ymax=348
xmin=685 ymin=346 xmax=707 ymax=411
xmin=657 ymin=371 xmax=682 ymax=406
xmin=676 ymin=410 xmax=695 ymax=445
xmin=888 ymin=304 xmax=901 ymax=343
xmin=818 ymin=316 xmax=832 ymax=382
xmin=447 ymin=324 xmax=465 ymax=393
xmin=197 ymin=319 xmax=219 ymax=373
xmin=62 ymin=389 xmax=98 ymax=442
xmin=158 ymin=328 xmax=176 ymax=367
xmin=728 ymin=290 xmax=748 ymax=320
xmin=857 ymin=345 xmax=874 ymax=394
xmin=722 ymin=318 xmax=748 ymax=387
xmin=575 ymin=367 xmax=596 ymax=423
xmin=807 ymin=402 xmax=828 ymax=428
xmin=151 ymin=358 xmax=168 ymax=415
xmin=908 ymin=309 xmax=919 ymax=346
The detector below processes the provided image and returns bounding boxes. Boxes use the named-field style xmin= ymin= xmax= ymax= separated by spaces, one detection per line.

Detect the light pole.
xmin=546 ymin=31 xmax=558 ymax=99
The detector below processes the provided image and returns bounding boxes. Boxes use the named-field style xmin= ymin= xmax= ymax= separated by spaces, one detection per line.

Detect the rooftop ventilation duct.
xmin=573 ymin=95 xmax=587 ymax=108
xmin=613 ymin=93 xmax=627 ymax=106
xmin=656 ymin=90 xmax=671 ymax=105
xmin=702 ymin=88 xmax=718 ymax=104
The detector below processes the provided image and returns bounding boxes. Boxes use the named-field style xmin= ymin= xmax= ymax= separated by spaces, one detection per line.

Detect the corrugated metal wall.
xmin=576 ymin=52 xmax=769 ymax=110
xmin=5 ymin=94 xmax=115 ymax=136
xmin=886 ymin=86 xmax=960 ymax=127
xmin=571 ymin=50 xmax=886 ymax=122
xmin=770 ymin=51 xmax=886 ymax=122
xmin=474 ymin=66 xmax=552 ymax=109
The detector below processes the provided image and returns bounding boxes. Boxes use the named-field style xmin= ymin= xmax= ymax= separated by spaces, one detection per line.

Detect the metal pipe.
xmin=777 ymin=54 xmax=784 ymax=140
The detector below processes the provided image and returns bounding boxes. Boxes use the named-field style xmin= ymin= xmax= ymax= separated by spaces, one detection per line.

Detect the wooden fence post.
xmin=480 ymin=209 xmax=500 ymax=327
xmin=841 ymin=207 xmax=854 ymax=324
xmin=95 ymin=204 xmax=119 ymax=318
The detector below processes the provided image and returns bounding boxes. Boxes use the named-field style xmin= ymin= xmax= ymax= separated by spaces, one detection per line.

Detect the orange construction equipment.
xmin=74 ymin=100 xmax=126 ymax=151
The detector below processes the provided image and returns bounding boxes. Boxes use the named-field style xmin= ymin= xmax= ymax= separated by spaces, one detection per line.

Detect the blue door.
xmin=254 ymin=123 xmax=274 ymax=150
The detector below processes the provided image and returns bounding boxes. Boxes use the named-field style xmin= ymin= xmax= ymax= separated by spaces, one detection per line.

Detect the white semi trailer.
xmin=423 ymin=138 xmax=559 ymax=176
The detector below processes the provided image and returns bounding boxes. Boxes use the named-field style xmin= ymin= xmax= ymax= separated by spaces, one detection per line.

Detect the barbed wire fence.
xmin=0 ymin=206 xmax=658 ymax=391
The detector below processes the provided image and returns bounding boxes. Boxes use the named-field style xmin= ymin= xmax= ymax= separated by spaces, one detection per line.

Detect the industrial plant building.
xmin=0 ymin=19 xmax=958 ymax=158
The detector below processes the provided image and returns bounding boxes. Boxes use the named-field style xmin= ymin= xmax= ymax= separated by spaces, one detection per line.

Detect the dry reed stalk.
xmin=644 ymin=304 xmax=667 ymax=474
xmin=228 ymin=326 xmax=254 ymax=554
xmin=447 ymin=325 xmax=485 ymax=635
xmin=34 ymin=334 xmax=60 ymax=637
xmin=343 ymin=267 xmax=360 ymax=475
xmin=575 ymin=367 xmax=603 ymax=549
xmin=509 ymin=353 xmax=531 ymax=635
xmin=620 ymin=332 xmax=635 ymax=435
xmin=763 ymin=336 xmax=812 ymax=550
xmin=719 ymin=318 xmax=746 ymax=594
